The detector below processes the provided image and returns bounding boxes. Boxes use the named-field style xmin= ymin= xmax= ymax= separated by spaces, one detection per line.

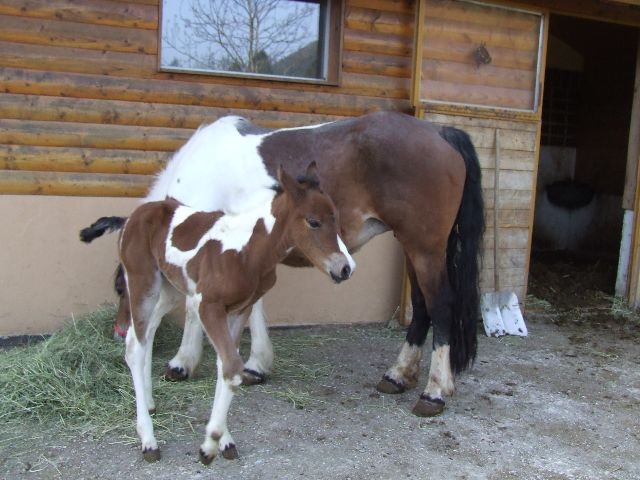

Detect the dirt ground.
xmin=2 ymin=293 xmax=639 ymax=480
xmin=2 ymin=252 xmax=640 ymax=480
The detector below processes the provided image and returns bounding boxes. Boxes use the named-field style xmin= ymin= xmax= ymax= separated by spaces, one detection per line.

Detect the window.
xmin=160 ymin=0 xmax=341 ymax=83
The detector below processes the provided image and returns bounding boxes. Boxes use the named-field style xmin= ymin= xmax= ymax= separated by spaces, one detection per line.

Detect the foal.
xmin=119 ymin=165 xmax=354 ymax=463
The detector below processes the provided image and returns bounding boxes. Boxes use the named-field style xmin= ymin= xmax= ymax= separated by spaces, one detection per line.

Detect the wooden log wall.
xmin=424 ymin=111 xmax=540 ymax=300
xmin=420 ymin=0 xmax=542 ymax=111
xmin=0 ymin=0 xmax=414 ymax=196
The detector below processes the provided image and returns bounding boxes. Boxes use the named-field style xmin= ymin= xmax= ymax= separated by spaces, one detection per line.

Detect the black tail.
xmin=440 ymin=126 xmax=485 ymax=374
xmin=79 ymin=216 xmax=127 ymax=243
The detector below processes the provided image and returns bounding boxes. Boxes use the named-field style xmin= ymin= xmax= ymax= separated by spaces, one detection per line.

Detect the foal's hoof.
xmin=221 ymin=444 xmax=239 ymax=460
xmin=376 ymin=375 xmax=407 ymax=395
xmin=241 ymin=368 xmax=266 ymax=386
xmin=411 ymin=394 xmax=445 ymax=417
xmin=142 ymin=448 xmax=161 ymax=463
xmin=163 ymin=365 xmax=189 ymax=382
xmin=199 ymin=449 xmax=216 ymax=466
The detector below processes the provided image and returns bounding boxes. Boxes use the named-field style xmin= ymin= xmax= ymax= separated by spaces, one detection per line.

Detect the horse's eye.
xmin=306 ymin=218 xmax=321 ymax=229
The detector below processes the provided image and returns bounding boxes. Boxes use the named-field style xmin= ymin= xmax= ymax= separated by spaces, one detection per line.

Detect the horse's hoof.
xmin=411 ymin=394 xmax=445 ymax=417
xmin=199 ymin=449 xmax=215 ymax=466
xmin=376 ymin=375 xmax=406 ymax=394
xmin=241 ymin=368 xmax=266 ymax=386
xmin=221 ymin=444 xmax=239 ymax=460
xmin=142 ymin=448 xmax=161 ymax=463
xmin=163 ymin=365 xmax=189 ymax=382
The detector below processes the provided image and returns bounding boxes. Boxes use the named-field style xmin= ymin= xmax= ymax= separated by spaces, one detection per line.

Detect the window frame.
xmin=158 ymin=0 xmax=343 ymax=85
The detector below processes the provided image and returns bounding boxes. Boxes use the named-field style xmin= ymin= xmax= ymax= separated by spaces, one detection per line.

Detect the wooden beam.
xmin=506 ymin=0 xmax=640 ymax=27
xmin=622 ymin=32 xmax=640 ymax=210
xmin=0 ymin=93 xmax=347 ymax=130
xmin=0 ymin=145 xmax=169 ymax=175
xmin=0 ymin=119 xmax=190 ymax=151
xmin=0 ymin=0 xmax=158 ymax=29
xmin=0 ymin=67 xmax=411 ymax=117
xmin=0 ymin=14 xmax=157 ymax=54
xmin=0 ymin=170 xmax=151 ymax=197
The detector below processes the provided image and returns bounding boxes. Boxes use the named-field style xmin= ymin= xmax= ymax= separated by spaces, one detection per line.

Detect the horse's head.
xmin=278 ymin=163 xmax=355 ymax=283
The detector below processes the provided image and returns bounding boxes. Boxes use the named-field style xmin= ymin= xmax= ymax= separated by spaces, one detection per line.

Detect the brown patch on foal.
xmin=171 ymin=211 xmax=221 ymax=251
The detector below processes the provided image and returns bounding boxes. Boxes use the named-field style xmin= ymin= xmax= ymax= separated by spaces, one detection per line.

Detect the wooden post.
xmin=625 ymin=33 xmax=640 ymax=306
xmin=399 ymin=0 xmax=427 ymax=326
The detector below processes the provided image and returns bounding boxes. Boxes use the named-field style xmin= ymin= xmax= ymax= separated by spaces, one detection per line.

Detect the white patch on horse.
xmin=423 ymin=345 xmax=455 ymax=400
xmin=167 ymin=295 xmax=205 ymax=377
xmin=243 ymin=299 xmax=274 ymax=375
xmin=385 ymin=342 xmax=422 ymax=388
xmin=145 ymin=116 xmax=336 ymax=212
xmin=337 ymin=235 xmax=356 ymax=273
xmin=165 ymin=198 xmax=276 ymax=290
xmin=200 ymin=357 xmax=240 ymax=459
xmin=146 ymin=116 xmax=275 ymax=213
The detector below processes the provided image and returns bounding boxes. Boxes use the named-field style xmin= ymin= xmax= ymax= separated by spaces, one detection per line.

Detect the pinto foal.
xmin=114 ymin=166 xmax=354 ymax=463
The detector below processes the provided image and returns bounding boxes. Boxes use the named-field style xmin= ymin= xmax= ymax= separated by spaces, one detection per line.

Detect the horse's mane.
xmin=271 ymin=175 xmax=321 ymax=195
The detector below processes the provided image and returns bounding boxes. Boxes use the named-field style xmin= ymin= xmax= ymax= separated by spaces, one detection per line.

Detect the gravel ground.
xmin=1 ymin=306 xmax=639 ymax=480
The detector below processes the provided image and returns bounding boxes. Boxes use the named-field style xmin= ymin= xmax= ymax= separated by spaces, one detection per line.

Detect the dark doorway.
xmin=529 ymin=15 xmax=637 ymax=310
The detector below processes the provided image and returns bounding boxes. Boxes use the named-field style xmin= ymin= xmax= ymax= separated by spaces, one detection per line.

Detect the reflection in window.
xmin=161 ymin=0 xmax=328 ymax=80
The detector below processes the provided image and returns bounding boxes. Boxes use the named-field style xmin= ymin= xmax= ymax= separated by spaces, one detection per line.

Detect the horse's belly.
xmin=348 ymin=218 xmax=389 ymax=252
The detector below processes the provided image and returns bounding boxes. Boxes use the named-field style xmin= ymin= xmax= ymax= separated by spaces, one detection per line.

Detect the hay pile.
xmin=0 ymin=307 xmax=214 ymax=440
xmin=0 ymin=307 xmax=340 ymax=442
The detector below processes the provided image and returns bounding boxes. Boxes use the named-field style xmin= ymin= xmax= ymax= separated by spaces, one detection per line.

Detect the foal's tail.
xmin=439 ymin=126 xmax=485 ymax=374
xmin=79 ymin=216 xmax=127 ymax=243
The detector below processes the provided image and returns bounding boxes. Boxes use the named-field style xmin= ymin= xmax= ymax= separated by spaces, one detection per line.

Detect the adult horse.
xmin=123 ymin=111 xmax=484 ymax=416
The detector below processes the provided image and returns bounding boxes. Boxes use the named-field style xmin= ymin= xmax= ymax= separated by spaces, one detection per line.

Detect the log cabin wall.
xmin=0 ymin=0 xmax=415 ymax=196
xmin=3 ymin=0 xmax=640 ymax=334
xmin=0 ymin=0 xmax=415 ymax=334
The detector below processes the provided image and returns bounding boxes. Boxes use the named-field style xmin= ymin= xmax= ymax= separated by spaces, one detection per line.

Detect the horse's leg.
xmin=242 ymin=298 xmax=273 ymax=385
xmin=377 ymin=261 xmax=430 ymax=394
xmin=142 ymin=282 xmax=182 ymax=414
xmin=164 ymin=298 xmax=272 ymax=384
xmin=408 ymin=251 xmax=456 ymax=417
xmin=113 ymin=264 xmax=130 ymax=341
xmin=196 ymin=298 xmax=245 ymax=465
xmin=124 ymin=270 xmax=163 ymax=462
xmin=164 ymin=303 xmax=204 ymax=381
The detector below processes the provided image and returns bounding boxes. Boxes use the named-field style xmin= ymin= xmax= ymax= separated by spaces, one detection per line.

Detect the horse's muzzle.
xmin=330 ymin=261 xmax=353 ymax=284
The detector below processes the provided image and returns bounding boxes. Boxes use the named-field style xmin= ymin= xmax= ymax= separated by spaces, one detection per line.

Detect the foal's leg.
xmin=377 ymin=263 xmax=431 ymax=394
xmin=164 ymin=301 xmax=204 ymax=381
xmin=164 ymin=298 xmax=273 ymax=384
xmin=409 ymin=252 xmax=455 ymax=417
xmin=196 ymin=299 xmax=245 ymax=465
xmin=242 ymin=298 xmax=274 ymax=385
xmin=124 ymin=271 xmax=166 ymax=461
xmin=143 ymin=283 xmax=182 ymax=413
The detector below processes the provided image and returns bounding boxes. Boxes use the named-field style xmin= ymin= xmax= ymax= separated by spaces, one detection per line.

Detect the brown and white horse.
xmin=91 ymin=111 xmax=484 ymax=417
xmin=83 ymin=165 xmax=354 ymax=463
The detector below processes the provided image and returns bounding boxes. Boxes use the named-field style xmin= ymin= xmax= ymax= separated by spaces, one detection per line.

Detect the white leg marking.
xmin=200 ymin=358 xmax=241 ymax=459
xmin=125 ymin=328 xmax=157 ymax=453
xmin=143 ymin=284 xmax=181 ymax=410
xmin=423 ymin=345 xmax=455 ymax=399
xmin=167 ymin=297 xmax=204 ymax=377
xmin=385 ymin=342 xmax=423 ymax=388
xmin=244 ymin=299 xmax=274 ymax=375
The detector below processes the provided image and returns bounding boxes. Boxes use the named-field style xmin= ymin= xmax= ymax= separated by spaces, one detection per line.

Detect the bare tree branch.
xmin=162 ymin=0 xmax=318 ymax=75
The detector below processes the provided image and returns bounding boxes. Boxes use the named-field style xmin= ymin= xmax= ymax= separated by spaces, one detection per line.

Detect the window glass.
xmin=161 ymin=0 xmax=328 ymax=80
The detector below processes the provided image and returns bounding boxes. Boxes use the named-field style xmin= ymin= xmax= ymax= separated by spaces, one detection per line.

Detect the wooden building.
xmin=1 ymin=0 xmax=640 ymax=335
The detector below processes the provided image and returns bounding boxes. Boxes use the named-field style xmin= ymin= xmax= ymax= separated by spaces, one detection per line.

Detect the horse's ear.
xmin=305 ymin=161 xmax=319 ymax=182
xmin=277 ymin=165 xmax=302 ymax=199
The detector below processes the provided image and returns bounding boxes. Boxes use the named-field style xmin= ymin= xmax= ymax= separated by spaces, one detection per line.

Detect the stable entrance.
xmin=529 ymin=14 xmax=638 ymax=309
